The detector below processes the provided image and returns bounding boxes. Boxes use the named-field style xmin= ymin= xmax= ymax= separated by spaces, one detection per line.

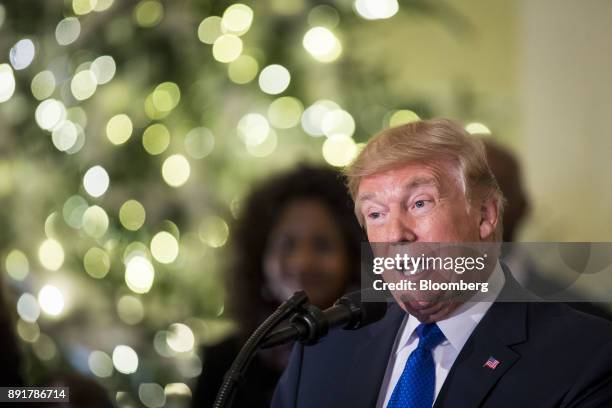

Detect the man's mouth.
xmin=396 ymin=262 xmax=429 ymax=277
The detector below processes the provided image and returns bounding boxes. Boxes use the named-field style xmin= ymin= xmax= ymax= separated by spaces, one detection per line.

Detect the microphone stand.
xmin=213 ymin=289 xmax=387 ymax=407
xmin=212 ymin=291 xmax=309 ymax=408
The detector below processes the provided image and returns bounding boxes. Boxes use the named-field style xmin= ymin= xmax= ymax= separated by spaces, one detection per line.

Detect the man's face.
xmin=357 ymin=161 xmax=487 ymax=322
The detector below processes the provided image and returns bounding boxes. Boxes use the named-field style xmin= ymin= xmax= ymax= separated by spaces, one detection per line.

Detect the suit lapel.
xmin=435 ymin=271 xmax=529 ymax=408
xmin=338 ymin=303 xmax=405 ymax=407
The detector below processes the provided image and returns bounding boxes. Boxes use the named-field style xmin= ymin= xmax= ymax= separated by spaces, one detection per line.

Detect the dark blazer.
xmin=272 ymin=270 xmax=612 ymax=407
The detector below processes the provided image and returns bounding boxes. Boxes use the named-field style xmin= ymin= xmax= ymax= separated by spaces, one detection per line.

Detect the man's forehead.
xmin=357 ymin=163 xmax=448 ymax=199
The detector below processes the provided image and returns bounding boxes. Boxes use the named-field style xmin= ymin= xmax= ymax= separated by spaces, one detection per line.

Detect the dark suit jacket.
xmin=272 ymin=271 xmax=612 ymax=407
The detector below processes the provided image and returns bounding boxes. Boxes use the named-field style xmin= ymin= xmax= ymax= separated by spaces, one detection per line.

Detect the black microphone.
xmin=261 ymin=289 xmax=388 ymax=348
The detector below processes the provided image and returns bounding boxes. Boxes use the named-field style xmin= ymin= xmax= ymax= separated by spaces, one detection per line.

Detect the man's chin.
xmin=396 ymin=294 xmax=461 ymax=323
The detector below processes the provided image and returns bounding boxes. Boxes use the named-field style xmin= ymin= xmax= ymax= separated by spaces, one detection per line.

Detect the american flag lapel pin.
xmin=483 ymin=356 xmax=500 ymax=370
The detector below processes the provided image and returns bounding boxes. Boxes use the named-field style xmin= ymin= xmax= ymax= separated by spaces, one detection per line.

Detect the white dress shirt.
xmin=376 ymin=262 xmax=506 ymax=408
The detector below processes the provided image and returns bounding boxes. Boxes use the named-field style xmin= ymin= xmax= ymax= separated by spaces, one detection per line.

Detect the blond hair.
xmin=345 ymin=118 xmax=505 ymax=236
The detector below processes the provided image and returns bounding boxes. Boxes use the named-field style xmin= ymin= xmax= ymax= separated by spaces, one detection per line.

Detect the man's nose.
xmin=386 ymin=213 xmax=416 ymax=243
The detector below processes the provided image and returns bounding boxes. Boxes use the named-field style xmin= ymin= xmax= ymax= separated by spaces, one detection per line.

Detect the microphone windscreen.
xmin=337 ymin=289 xmax=387 ymax=329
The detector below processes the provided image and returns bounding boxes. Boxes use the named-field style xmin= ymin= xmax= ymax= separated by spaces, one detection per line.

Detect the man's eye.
xmin=413 ymin=199 xmax=432 ymax=210
xmin=368 ymin=212 xmax=381 ymax=219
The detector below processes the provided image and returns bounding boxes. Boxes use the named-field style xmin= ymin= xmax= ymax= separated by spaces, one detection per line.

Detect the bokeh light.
xmin=388 ymin=109 xmax=420 ymax=127
xmin=44 ymin=212 xmax=60 ymax=239
xmin=71 ymin=69 xmax=98 ymax=100
xmin=303 ymin=27 xmax=342 ymax=63
xmin=63 ymin=195 xmax=89 ymax=229
xmin=321 ymin=109 xmax=355 ymax=138
xmin=301 ymin=99 xmax=340 ymax=136
xmin=16 ymin=320 xmax=40 ymax=343
xmin=31 ymin=71 xmax=56 ymax=100
xmin=83 ymin=165 xmax=110 ymax=198
xmin=465 ymin=122 xmax=492 ymax=135
xmin=123 ymin=242 xmax=150 ymax=264
xmin=197 ymin=16 xmax=222 ymax=44
xmin=10 ymin=38 xmax=35 ymax=70
xmin=93 ymin=0 xmax=114 ymax=12
xmin=82 ymin=205 xmax=109 ymax=238
xmin=165 ymin=383 xmax=192 ymax=398
xmin=246 ymin=129 xmax=277 ymax=157
xmin=134 ymin=0 xmax=164 ymax=27
xmin=154 ymin=330 xmax=175 ymax=357
xmin=150 ymin=231 xmax=179 ymax=264
xmin=322 ymin=134 xmax=358 ymax=167
xmin=144 ymin=96 xmax=162 ymax=119
xmin=176 ymin=354 xmax=203 ymax=378
xmin=166 ymin=323 xmax=195 ymax=353
xmin=55 ymin=17 xmax=81 ymax=45
xmin=35 ymin=99 xmax=66 ymax=131
xmin=51 ymin=120 xmax=79 ymax=152
xmin=89 ymin=350 xmax=114 ymax=378
xmin=161 ymin=154 xmax=191 ymax=187
xmin=0 ymin=64 xmax=16 ymax=103
xmin=17 ymin=293 xmax=41 ymax=323
xmin=125 ymin=256 xmax=155 ymax=294
xmin=5 ymin=249 xmax=29 ymax=281
xmin=73 ymin=0 xmax=96 ymax=15
xmin=112 ymin=345 xmax=138 ymax=374
xmin=117 ymin=295 xmax=145 ymax=325
xmin=354 ymin=0 xmax=399 ymax=20
xmin=227 ymin=55 xmax=259 ymax=84
xmin=237 ymin=113 xmax=270 ymax=146
xmin=91 ymin=55 xmax=116 ymax=85
xmin=184 ymin=127 xmax=215 ymax=159
xmin=221 ymin=4 xmax=253 ymax=36
xmin=38 ymin=239 xmax=65 ymax=271
xmin=119 ymin=199 xmax=146 ymax=231
xmin=213 ymin=34 xmax=243 ymax=63
xmin=38 ymin=284 xmax=65 ymax=316
xmin=198 ymin=216 xmax=229 ymax=248
xmin=65 ymin=123 xmax=86 ymax=154
xmin=33 ymin=334 xmax=57 ymax=361
xmin=258 ymin=64 xmax=290 ymax=95
xmin=67 ymin=106 xmax=88 ymax=128
xmin=151 ymin=82 xmax=180 ymax=112
xmin=139 ymin=383 xmax=165 ymax=408
xmin=142 ymin=124 xmax=170 ymax=155
xmin=83 ymin=247 xmax=111 ymax=279
xmin=268 ymin=97 xmax=304 ymax=129
xmin=106 ymin=114 xmax=133 ymax=145
xmin=308 ymin=5 xmax=340 ymax=28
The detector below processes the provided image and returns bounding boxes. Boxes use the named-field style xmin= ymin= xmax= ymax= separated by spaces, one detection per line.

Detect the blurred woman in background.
xmin=192 ymin=164 xmax=366 ymax=407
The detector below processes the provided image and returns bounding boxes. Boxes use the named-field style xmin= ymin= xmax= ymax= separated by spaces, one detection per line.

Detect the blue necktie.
xmin=387 ymin=323 xmax=445 ymax=408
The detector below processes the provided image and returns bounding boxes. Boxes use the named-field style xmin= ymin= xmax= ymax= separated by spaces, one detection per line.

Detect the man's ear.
xmin=479 ymin=196 xmax=500 ymax=240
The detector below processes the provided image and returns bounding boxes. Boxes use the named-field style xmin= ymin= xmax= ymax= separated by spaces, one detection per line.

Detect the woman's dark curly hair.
xmin=226 ymin=164 xmax=366 ymax=338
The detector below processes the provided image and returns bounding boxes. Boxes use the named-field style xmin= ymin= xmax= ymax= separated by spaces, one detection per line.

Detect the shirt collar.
xmin=395 ymin=261 xmax=506 ymax=354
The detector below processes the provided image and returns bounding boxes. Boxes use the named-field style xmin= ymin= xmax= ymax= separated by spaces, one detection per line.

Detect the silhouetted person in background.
xmin=483 ymin=139 xmax=612 ymax=320
xmin=192 ymin=164 xmax=366 ymax=408
xmin=483 ymin=141 xmax=529 ymax=243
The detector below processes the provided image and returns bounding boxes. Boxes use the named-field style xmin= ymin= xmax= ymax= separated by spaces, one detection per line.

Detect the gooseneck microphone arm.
xmin=212 ymin=291 xmax=309 ymax=408
xmin=213 ymin=289 xmax=388 ymax=408
xmin=261 ymin=290 xmax=386 ymax=348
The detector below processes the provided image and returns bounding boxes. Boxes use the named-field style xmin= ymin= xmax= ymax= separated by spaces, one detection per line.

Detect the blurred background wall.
xmin=0 ymin=0 xmax=610 ymax=407
xmin=519 ymin=0 xmax=612 ymax=241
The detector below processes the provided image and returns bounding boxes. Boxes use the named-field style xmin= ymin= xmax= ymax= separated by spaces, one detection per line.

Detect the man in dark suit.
xmin=272 ymin=119 xmax=612 ymax=407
